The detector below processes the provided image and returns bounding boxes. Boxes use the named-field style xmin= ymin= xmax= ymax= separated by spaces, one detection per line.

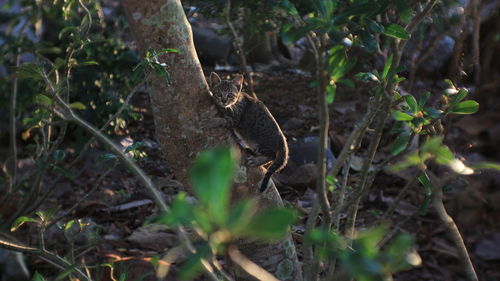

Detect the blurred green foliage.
xmin=1 ymin=0 xmax=140 ymax=145
xmin=155 ymin=146 xmax=297 ymax=279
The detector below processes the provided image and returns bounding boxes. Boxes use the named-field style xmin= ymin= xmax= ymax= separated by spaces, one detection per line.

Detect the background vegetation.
xmin=0 ymin=0 xmax=499 ymax=280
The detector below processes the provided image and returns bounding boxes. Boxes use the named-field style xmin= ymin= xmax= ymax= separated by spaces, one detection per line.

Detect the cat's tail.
xmin=260 ymin=145 xmax=289 ymax=192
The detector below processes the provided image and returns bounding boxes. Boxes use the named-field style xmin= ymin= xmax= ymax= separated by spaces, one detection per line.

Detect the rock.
xmin=127 ymin=224 xmax=178 ymax=251
xmin=281 ymin=117 xmax=306 ymax=132
xmin=288 ymin=136 xmax=336 ymax=172
xmin=475 ymin=233 xmax=500 ymax=261
xmin=0 ymin=250 xmax=30 ymax=281
xmin=286 ymin=163 xmax=317 ymax=187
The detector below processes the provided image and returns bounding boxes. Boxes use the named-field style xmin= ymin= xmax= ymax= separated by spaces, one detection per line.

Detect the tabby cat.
xmin=206 ymin=72 xmax=288 ymax=192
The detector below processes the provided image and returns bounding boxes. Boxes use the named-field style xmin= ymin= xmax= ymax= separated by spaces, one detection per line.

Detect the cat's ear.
xmin=210 ymin=72 xmax=221 ymax=87
xmin=232 ymin=75 xmax=243 ymax=92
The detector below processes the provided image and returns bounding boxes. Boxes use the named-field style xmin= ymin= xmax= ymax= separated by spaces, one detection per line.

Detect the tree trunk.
xmin=120 ymin=1 xmax=302 ymax=280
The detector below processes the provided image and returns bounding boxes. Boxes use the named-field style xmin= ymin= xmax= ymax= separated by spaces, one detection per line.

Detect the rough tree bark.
xmin=120 ymin=0 xmax=302 ymax=280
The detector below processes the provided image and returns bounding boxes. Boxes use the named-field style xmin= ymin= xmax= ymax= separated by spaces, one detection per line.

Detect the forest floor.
xmin=13 ymin=71 xmax=500 ymax=281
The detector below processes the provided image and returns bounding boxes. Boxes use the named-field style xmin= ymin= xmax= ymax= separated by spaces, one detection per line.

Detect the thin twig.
xmin=326 ymin=157 xmax=352 ymax=277
xmin=471 ymin=0 xmax=481 ymax=85
xmin=8 ymin=51 xmax=21 ymax=193
xmin=428 ymin=171 xmax=478 ymax=281
xmin=345 ymin=101 xmax=390 ymax=239
xmin=7 ymin=19 xmax=30 ymax=193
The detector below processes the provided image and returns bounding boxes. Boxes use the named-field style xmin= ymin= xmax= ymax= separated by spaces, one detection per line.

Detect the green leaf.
xmin=156 ymin=194 xmax=195 ymax=227
xmin=96 ymin=153 xmax=119 ymax=164
xmin=450 ymin=100 xmax=479 ymax=115
xmin=35 ymin=94 xmax=53 ymax=106
xmin=151 ymin=63 xmax=171 ymax=85
xmin=391 ymin=151 xmax=421 ymax=171
xmin=11 ymin=216 xmax=39 ymax=231
xmin=390 ymin=75 xmax=406 ymax=84
xmin=390 ymin=131 xmax=410 ymax=156
xmin=179 ymin=243 xmax=210 ymax=280
xmin=403 ymin=95 xmax=419 ymax=115
xmin=383 ymin=24 xmax=410 ymax=40
xmin=306 ymin=228 xmax=347 ymax=260
xmin=316 ymin=0 xmax=336 ymax=20
xmin=124 ymin=142 xmax=145 ymax=153
xmin=131 ymin=62 xmax=147 ymax=85
xmin=450 ymin=88 xmax=468 ymax=105
xmin=158 ymin=48 xmax=179 ymax=54
xmin=417 ymin=172 xmax=431 ymax=191
xmin=15 ymin=63 xmax=44 ymax=81
xmin=424 ymin=107 xmax=444 ymax=118
xmin=358 ymin=30 xmax=378 ymax=53
xmin=64 ymin=220 xmax=76 ymax=232
xmin=382 ymin=54 xmax=393 ymax=79
xmin=335 ymin=2 xmax=380 ymax=24
xmin=36 ymin=206 xmax=59 ymax=223
xmin=421 ymin=137 xmax=454 ymax=165
xmin=51 ymin=150 xmax=66 ymax=163
xmin=241 ymin=208 xmax=297 ymax=240
xmin=69 ymin=102 xmax=86 ymax=110
xmin=226 ymin=199 xmax=256 ymax=234
xmin=395 ymin=0 xmax=412 ymax=23
xmin=280 ymin=0 xmax=299 ymax=18
xmin=32 ymin=272 xmax=47 ymax=281
xmin=355 ymin=72 xmax=379 ymax=82
xmin=58 ymin=26 xmax=78 ymax=39
xmin=469 ymin=162 xmax=500 ymax=171
xmin=418 ymin=92 xmax=430 ymax=108
xmin=337 ymin=78 xmax=355 ymax=88
xmin=55 ymin=264 xmax=79 ymax=281
xmin=326 ymin=84 xmax=336 ymax=104
xmin=367 ymin=20 xmax=385 ymax=33
xmin=189 ymin=147 xmax=237 ymax=225
xmin=443 ymin=79 xmax=455 ymax=88
xmin=79 ymin=61 xmax=99 ymax=66
xmin=386 ymin=234 xmax=415 ymax=272
xmin=391 ymin=110 xmax=414 ymax=121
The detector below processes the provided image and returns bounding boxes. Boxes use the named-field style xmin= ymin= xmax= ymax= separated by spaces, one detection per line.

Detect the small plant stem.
xmin=471 ymin=0 xmax=481 ymax=85
xmin=303 ymin=201 xmax=320 ymax=281
xmin=429 ymin=172 xmax=479 ymax=281
xmin=0 ymin=237 xmax=92 ymax=281
xmin=6 ymin=19 xmax=30 ymax=193
xmin=333 ymin=157 xmax=352 ymax=230
xmin=448 ymin=2 xmax=469 ymax=82
xmin=316 ymin=36 xmax=332 ymax=229
xmin=332 ymin=99 xmax=381 ymax=179
xmin=8 ymin=51 xmax=21 ymax=193
xmin=326 ymin=157 xmax=352 ymax=278
xmin=225 ymin=0 xmax=256 ymax=98
xmin=345 ymin=101 xmax=390 ymax=239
